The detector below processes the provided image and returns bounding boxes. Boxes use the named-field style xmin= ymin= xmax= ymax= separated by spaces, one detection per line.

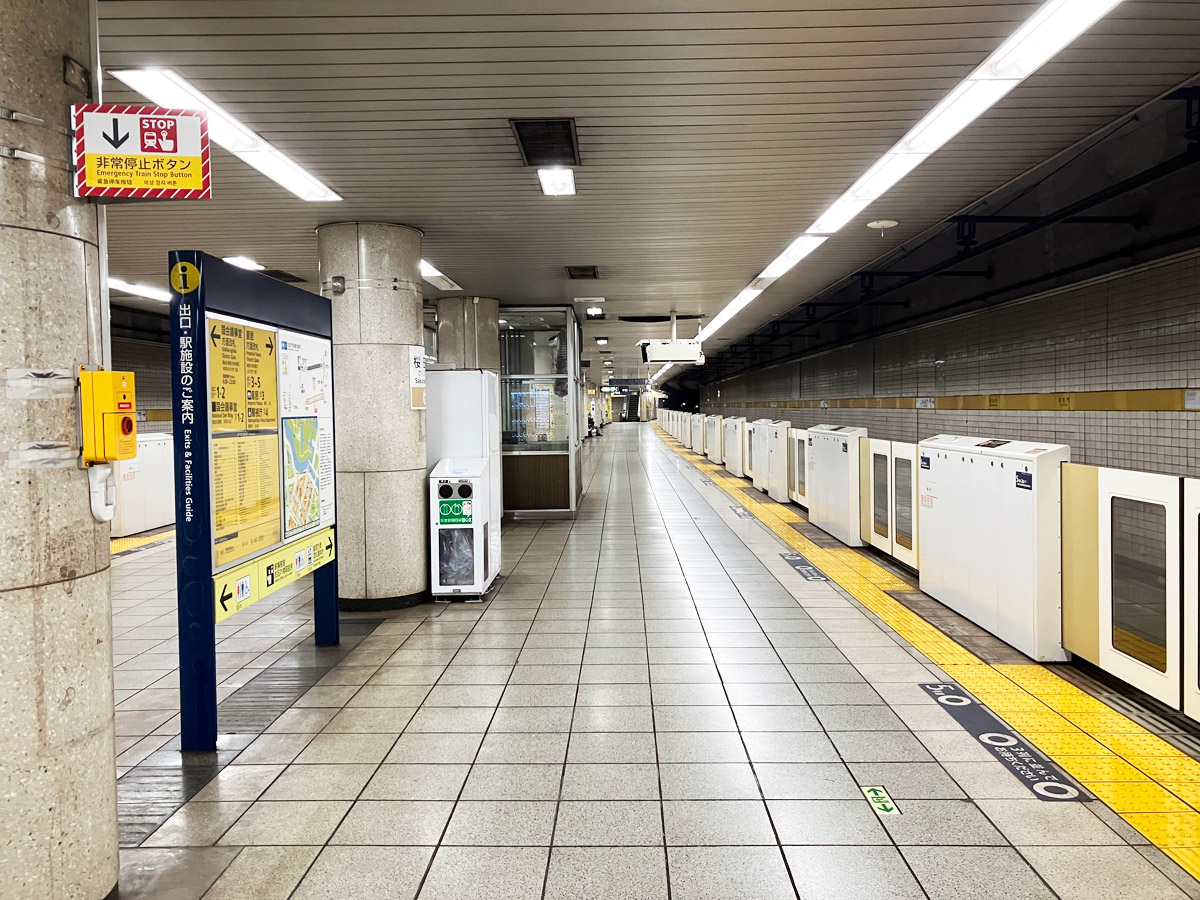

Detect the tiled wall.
xmin=113 ymin=338 xmax=173 ymax=434
xmin=701 ymin=251 xmax=1200 ymax=477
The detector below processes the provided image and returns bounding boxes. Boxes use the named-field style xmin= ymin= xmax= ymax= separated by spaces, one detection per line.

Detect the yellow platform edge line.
xmin=654 ymin=424 xmax=1200 ymax=876
xmin=111 ymin=529 xmax=176 ymax=554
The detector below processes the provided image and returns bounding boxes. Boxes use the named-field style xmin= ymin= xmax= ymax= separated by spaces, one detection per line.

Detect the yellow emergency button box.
xmin=79 ymin=368 xmax=138 ymax=464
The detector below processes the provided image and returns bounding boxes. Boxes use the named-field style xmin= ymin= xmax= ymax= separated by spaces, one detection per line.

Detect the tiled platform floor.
xmin=110 ymin=424 xmax=1200 ymax=899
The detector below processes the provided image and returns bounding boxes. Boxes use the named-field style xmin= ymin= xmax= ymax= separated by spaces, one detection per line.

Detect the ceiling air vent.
xmin=261 ymin=269 xmax=305 ymax=284
xmin=511 ymin=118 xmax=580 ymax=167
xmin=565 ymin=265 xmax=599 ymax=280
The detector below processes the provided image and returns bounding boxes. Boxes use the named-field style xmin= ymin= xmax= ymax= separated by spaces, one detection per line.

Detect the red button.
xmin=121 ymin=416 xmax=134 ymax=435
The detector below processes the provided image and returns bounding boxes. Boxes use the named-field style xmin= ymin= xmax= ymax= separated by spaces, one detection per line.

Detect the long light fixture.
xmin=222 ymin=255 xmax=264 ymax=271
xmin=109 ymin=68 xmax=342 ymax=202
xmin=537 ymin=167 xmax=576 ymax=196
xmin=689 ymin=0 xmax=1125 ymax=350
xmin=419 ymin=260 xmax=462 ymax=292
xmin=108 ymin=277 xmax=170 ymax=302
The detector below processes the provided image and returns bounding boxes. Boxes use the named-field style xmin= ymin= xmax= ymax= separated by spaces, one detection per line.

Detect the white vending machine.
xmin=918 ymin=435 xmax=1070 ymax=661
xmin=427 ymin=370 xmax=502 ymax=598
xmin=806 ymin=424 xmax=868 ymax=547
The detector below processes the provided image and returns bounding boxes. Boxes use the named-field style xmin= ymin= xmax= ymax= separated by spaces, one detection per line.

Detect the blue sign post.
xmin=170 ymin=251 xmax=340 ymax=752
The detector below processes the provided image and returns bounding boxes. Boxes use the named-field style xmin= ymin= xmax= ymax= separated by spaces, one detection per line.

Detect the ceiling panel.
xmin=97 ymin=0 xmax=1200 ymax=378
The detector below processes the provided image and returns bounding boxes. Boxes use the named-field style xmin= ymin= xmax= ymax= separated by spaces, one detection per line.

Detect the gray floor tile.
xmin=812 ymin=705 xmax=905 ymax=731
xmin=755 ymin=763 xmax=861 ymax=800
xmin=663 ymin=799 xmax=776 ymax=845
xmin=847 ymin=762 xmax=966 ymax=799
xmin=659 ymin=762 xmax=760 ymax=800
xmin=572 ymin=705 xmax=655 ymax=732
xmin=417 ymin=846 xmax=548 ymax=900
xmin=785 ymin=846 xmax=926 ymax=900
xmin=477 ymin=732 xmax=570 ymax=764
xmin=443 ymin=800 xmax=557 ymax=846
xmin=667 ymin=846 xmax=797 ymax=900
xmin=902 ymin=846 xmax=1057 ymax=900
xmin=568 ymin=732 xmax=658 ymax=763
xmin=385 ymin=732 xmax=483 ymax=764
xmin=554 ymin=800 xmax=664 ymax=846
xmin=576 ymin=684 xmax=653 ymax=706
xmin=975 ymin=799 xmax=1123 ymax=845
xmin=742 ymin=731 xmax=839 ymax=764
xmin=219 ymin=800 xmax=352 ymax=846
xmin=544 ymin=847 xmax=669 ymax=900
xmin=331 ymin=800 xmax=454 ymax=845
xmin=731 ymin=706 xmax=821 ymax=731
xmin=462 ymin=762 xmax=565 ymax=801
xmin=1022 ymin=845 xmax=1192 ymax=900
xmin=657 ymin=731 xmax=748 ymax=763
xmin=768 ymin=799 xmax=890 ymax=845
xmin=562 ymin=763 xmax=661 ymax=800
xmin=654 ymin=705 xmax=738 ymax=732
xmin=879 ymin=799 xmax=1005 ymax=845
xmin=204 ymin=846 xmax=320 ymax=900
xmin=260 ymin=763 xmax=376 ymax=801
xmin=361 ymin=764 xmax=471 ymax=801
xmin=828 ymin=731 xmax=934 ymax=763
xmin=488 ymin=705 xmax=574 ymax=733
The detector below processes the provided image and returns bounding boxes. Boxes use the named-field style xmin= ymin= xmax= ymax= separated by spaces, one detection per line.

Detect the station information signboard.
xmin=171 ymin=251 xmax=340 ymax=751
xmin=204 ymin=311 xmax=336 ymax=615
xmin=72 ymin=104 xmax=211 ymax=199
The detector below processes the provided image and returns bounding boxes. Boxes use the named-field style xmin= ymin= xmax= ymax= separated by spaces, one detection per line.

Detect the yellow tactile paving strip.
xmin=655 ymin=425 xmax=1200 ymax=877
xmin=111 ymin=529 xmax=175 ymax=555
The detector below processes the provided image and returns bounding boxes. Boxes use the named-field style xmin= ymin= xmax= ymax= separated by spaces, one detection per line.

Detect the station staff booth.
xmin=705 ymin=416 xmax=724 ymax=464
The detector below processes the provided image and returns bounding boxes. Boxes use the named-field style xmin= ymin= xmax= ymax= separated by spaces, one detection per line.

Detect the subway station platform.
xmin=108 ymin=424 xmax=1200 ymax=900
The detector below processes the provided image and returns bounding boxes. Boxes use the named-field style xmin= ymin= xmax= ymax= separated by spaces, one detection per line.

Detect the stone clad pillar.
xmin=0 ymin=1 xmax=120 ymax=897
xmin=317 ymin=223 xmax=428 ymax=608
xmin=434 ymin=296 xmax=500 ymax=372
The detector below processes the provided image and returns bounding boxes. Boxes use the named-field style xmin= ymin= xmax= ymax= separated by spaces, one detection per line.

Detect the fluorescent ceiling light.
xmin=697 ymin=287 xmax=761 ymax=342
xmin=652 ymin=363 xmax=675 ymax=384
xmin=222 ymin=255 xmax=264 ymax=271
xmin=537 ymin=167 xmax=576 ymax=196
xmin=108 ymin=277 xmax=170 ymax=302
xmin=689 ymin=0 xmax=1124 ymax=354
xmin=595 ymin=337 xmax=609 ymax=345
xmin=760 ymin=234 xmax=829 ymax=279
xmin=109 ymin=68 xmax=341 ymax=202
xmin=498 ymin=318 xmax=507 ymax=325
xmin=574 ymin=297 xmax=604 ymax=303
xmin=586 ymin=307 xmax=604 ymax=317
xmin=984 ymin=0 xmax=1125 ymax=81
xmin=418 ymin=259 xmax=462 ymax=292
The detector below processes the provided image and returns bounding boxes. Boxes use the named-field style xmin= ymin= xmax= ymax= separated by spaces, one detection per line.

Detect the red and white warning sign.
xmin=71 ymin=104 xmax=211 ymax=200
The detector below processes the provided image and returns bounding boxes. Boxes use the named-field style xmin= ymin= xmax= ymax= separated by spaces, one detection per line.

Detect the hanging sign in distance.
xmin=72 ymin=104 xmax=211 ymax=199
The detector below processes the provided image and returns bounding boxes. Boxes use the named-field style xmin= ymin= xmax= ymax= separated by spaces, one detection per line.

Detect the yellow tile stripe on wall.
xmin=658 ymin=426 xmax=1200 ymax=877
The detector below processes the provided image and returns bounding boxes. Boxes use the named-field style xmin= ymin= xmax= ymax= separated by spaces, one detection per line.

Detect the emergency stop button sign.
xmin=72 ymin=104 xmax=211 ymax=200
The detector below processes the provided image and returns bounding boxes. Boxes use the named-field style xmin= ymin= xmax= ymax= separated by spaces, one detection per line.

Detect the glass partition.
xmin=501 ymin=377 xmax=571 ymax=451
xmin=1111 ymin=497 xmax=1169 ymax=672
xmin=872 ymin=453 xmax=889 ymax=538
xmin=894 ymin=456 xmax=914 ymax=550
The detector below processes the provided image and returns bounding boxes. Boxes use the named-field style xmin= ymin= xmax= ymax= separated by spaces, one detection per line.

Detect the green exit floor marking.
xmin=862 ymin=786 xmax=900 ymax=815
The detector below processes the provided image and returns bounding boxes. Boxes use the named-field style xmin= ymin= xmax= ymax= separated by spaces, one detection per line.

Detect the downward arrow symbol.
xmin=102 ymin=117 xmax=130 ymax=149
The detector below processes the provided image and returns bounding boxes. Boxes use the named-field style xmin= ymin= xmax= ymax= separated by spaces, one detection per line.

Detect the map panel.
xmin=278 ymin=330 xmax=336 ymax=533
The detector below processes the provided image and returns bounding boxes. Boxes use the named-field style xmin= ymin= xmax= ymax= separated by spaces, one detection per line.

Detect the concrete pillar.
xmin=434 ymin=296 xmax=500 ymax=372
xmin=0 ymin=2 xmax=120 ymax=898
xmin=317 ymin=223 xmax=428 ymax=608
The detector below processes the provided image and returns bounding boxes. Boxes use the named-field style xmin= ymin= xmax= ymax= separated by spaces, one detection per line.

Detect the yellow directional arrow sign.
xmin=213 ymin=527 xmax=335 ymax=623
